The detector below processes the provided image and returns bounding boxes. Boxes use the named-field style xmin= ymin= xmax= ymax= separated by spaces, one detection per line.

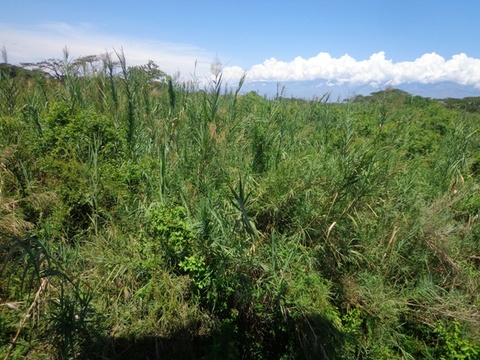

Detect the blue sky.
xmin=2 ymin=1 xmax=480 ymax=96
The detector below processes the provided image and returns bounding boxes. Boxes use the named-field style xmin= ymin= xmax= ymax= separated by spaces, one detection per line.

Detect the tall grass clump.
xmin=1 ymin=55 xmax=480 ymax=359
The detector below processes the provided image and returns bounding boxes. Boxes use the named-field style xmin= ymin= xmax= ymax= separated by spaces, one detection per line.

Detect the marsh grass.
xmin=1 ymin=55 xmax=480 ymax=359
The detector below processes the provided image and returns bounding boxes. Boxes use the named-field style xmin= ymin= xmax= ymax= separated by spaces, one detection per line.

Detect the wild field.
xmin=1 ymin=51 xmax=480 ymax=359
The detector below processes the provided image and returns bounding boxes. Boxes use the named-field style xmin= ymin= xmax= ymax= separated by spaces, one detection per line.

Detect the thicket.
xmin=1 ymin=51 xmax=480 ymax=359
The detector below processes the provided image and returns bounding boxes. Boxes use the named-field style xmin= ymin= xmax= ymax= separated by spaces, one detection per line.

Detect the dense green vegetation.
xmin=1 ymin=51 xmax=480 ymax=359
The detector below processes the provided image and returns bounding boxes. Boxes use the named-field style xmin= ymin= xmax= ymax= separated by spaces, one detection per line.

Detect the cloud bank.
xmin=223 ymin=52 xmax=480 ymax=88
xmin=3 ymin=22 xmax=480 ymax=89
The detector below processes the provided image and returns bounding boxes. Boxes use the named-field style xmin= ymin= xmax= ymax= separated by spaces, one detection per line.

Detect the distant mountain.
xmin=396 ymin=81 xmax=480 ymax=99
xmin=238 ymin=80 xmax=480 ymax=101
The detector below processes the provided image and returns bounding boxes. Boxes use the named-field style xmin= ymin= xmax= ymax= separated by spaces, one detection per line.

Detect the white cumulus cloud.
xmin=223 ymin=52 xmax=480 ymax=88
xmin=3 ymin=23 xmax=480 ymax=89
